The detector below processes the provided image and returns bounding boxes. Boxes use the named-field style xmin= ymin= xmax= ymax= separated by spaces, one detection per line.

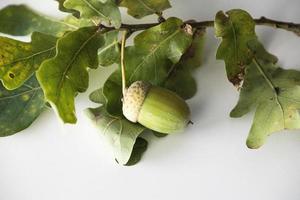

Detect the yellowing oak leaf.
xmin=37 ymin=26 xmax=104 ymax=123
xmin=0 ymin=75 xmax=45 ymax=137
xmin=0 ymin=32 xmax=57 ymax=90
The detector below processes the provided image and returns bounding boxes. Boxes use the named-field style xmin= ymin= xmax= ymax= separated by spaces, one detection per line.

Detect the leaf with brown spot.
xmin=0 ymin=32 xmax=57 ymax=90
xmin=215 ymin=9 xmax=275 ymax=86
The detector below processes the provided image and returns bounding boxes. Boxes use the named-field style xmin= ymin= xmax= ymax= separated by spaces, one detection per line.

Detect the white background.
xmin=0 ymin=0 xmax=300 ymax=200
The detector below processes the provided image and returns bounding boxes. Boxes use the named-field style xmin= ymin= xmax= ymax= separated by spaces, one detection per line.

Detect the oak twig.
xmin=100 ymin=17 xmax=300 ymax=36
xmin=254 ymin=17 xmax=300 ymax=36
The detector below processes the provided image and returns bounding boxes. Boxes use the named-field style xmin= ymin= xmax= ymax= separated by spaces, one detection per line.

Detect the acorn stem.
xmin=121 ymin=30 xmax=127 ymax=95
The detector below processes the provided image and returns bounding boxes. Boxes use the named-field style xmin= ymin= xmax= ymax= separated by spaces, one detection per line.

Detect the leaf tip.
xmin=246 ymin=133 xmax=265 ymax=149
xmin=229 ymin=111 xmax=238 ymax=118
xmin=246 ymin=139 xmax=263 ymax=149
xmin=48 ymin=101 xmax=77 ymax=124
xmin=229 ymin=107 xmax=243 ymax=118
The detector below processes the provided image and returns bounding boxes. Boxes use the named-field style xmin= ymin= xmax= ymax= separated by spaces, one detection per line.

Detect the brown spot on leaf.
xmin=178 ymin=29 xmax=206 ymax=62
xmin=8 ymin=73 xmax=15 ymax=79
xmin=182 ymin=24 xmax=193 ymax=35
xmin=275 ymin=87 xmax=280 ymax=95
xmin=230 ymin=76 xmax=243 ymax=89
xmin=229 ymin=69 xmax=245 ymax=89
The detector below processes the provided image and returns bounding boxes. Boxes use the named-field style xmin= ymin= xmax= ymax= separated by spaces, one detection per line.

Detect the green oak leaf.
xmin=86 ymin=107 xmax=145 ymax=165
xmin=120 ymin=0 xmax=171 ymax=19
xmin=64 ymin=0 xmax=121 ymax=28
xmin=0 ymin=75 xmax=45 ymax=137
xmin=0 ymin=5 xmax=76 ymax=36
xmin=125 ymin=137 xmax=148 ymax=166
xmin=98 ymin=30 xmax=120 ymax=66
xmin=86 ymin=88 xmax=146 ymax=165
xmin=231 ymin=42 xmax=300 ymax=148
xmin=55 ymin=0 xmax=80 ymax=17
xmin=103 ymin=17 xmax=193 ymax=115
xmin=124 ymin=17 xmax=192 ymax=85
xmin=0 ymin=32 xmax=57 ymax=90
xmin=164 ymin=68 xmax=197 ymax=100
xmin=180 ymin=29 xmax=206 ymax=69
xmin=215 ymin=9 xmax=273 ymax=87
xmin=103 ymin=70 xmax=123 ymax=115
xmin=89 ymin=87 xmax=106 ymax=104
xmin=37 ymin=26 xmax=104 ymax=124
xmin=152 ymin=131 xmax=167 ymax=137
xmin=165 ymin=29 xmax=206 ymax=99
xmin=63 ymin=15 xmax=94 ymax=28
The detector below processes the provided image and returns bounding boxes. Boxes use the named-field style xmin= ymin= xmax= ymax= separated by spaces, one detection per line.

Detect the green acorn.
xmin=122 ymin=81 xmax=191 ymax=134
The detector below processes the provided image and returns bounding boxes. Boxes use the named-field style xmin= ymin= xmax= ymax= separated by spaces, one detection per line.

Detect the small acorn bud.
xmin=122 ymin=81 xmax=191 ymax=134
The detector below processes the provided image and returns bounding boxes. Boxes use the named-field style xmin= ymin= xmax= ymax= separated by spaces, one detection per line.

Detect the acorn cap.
xmin=122 ymin=81 xmax=151 ymax=122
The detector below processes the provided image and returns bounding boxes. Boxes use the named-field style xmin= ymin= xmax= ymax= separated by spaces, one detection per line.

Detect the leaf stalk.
xmin=121 ymin=30 xmax=127 ymax=95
